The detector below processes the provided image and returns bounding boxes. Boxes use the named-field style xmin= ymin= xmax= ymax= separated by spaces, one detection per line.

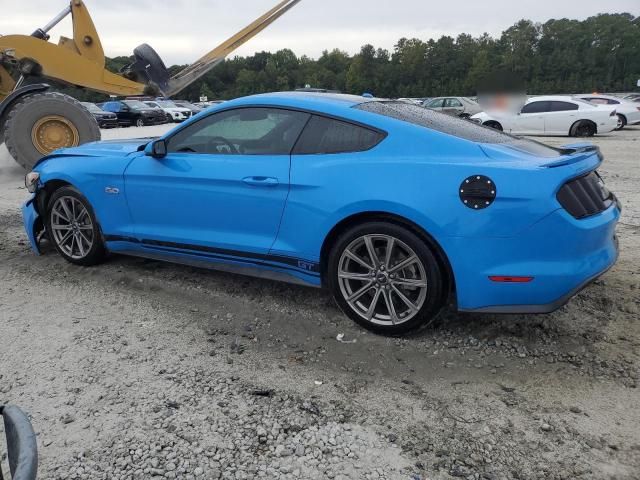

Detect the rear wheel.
xmin=46 ymin=186 xmax=106 ymax=266
xmin=4 ymin=92 xmax=100 ymax=170
xmin=615 ymin=114 xmax=626 ymax=131
xmin=484 ymin=121 xmax=503 ymax=131
xmin=328 ymin=222 xmax=445 ymax=335
xmin=571 ymin=120 xmax=596 ymax=137
xmin=135 ymin=117 xmax=145 ymax=127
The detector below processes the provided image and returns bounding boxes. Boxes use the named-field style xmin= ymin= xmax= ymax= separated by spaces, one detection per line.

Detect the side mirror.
xmin=1 ymin=405 xmax=38 ymax=480
xmin=145 ymin=139 xmax=167 ymax=158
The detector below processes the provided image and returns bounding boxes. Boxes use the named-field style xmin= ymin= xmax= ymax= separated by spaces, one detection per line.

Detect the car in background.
xmin=144 ymin=100 xmax=193 ymax=123
xmin=576 ymin=94 xmax=640 ymax=130
xmin=398 ymin=98 xmax=428 ymax=106
xmin=472 ymin=96 xmax=618 ymax=137
xmin=81 ymin=102 xmax=118 ymax=128
xmin=623 ymin=93 xmax=640 ymax=101
xmin=174 ymin=101 xmax=204 ymax=115
xmin=194 ymin=100 xmax=226 ymax=109
xmin=22 ymin=93 xmax=620 ymax=335
xmin=424 ymin=97 xmax=482 ymax=119
xmin=98 ymin=100 xmax=167 ymax=127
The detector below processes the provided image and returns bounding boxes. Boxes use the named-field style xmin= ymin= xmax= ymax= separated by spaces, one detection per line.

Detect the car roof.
xmin=222 ymin=91 xmax=374 ymax=112
xmin=527 ymin=95 xmax=578 ymax=103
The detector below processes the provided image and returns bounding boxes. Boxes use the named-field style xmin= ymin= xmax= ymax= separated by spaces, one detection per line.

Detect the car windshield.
xmin=124 ymin=100 xmax=150 ymax=110
xmin=177 ymin=102 xmax=198 ymax=109
xmin=81 ymin=102 xmax=102 ymax=113
xmin=355 ymin=101 xmax=566 ymax=157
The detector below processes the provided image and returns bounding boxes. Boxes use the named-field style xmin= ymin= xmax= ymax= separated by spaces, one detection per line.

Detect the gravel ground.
xmin=0 ymin=125 xmax=639 ymax=480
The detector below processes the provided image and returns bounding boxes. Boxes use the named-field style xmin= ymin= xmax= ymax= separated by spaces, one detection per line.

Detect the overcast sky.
xmin=1 ymin=0 xmax=638 ymax=65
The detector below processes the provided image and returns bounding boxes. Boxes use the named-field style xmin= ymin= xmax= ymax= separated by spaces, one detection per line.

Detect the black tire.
xmin=45 ymin=186 xmax=106 ymax=266
xmin=459 ymin=113 xmax=471 ymax=120
xmin=615 ymin=114 xmax=627 ymax=131
xmin=4 ymin=92 xmax=100 ymax=170
xmin=327 ymin=222 xmax=445 ymax=335
xmin=484 ymin=121 xmax=503 ymax=131
xmin=571 ymin=120 xmax=596 ymax=137
xmin=135 ymin=117 xmax=145 ymax=127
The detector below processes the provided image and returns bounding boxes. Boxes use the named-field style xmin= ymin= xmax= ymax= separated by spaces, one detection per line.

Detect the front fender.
xmin=35 ymin=155 xmax=136 ymax=238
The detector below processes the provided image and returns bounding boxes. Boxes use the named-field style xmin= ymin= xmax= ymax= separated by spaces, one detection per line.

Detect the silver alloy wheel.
xmin=50 ymin=196 xmax=94 ymax=260
xmin=616 ymin=115 xmax=624 ymax=130
xmin=337 ymin=234 xmax=428 ymax=326
xmin=136 ymin=118 xmax=144 ymax=127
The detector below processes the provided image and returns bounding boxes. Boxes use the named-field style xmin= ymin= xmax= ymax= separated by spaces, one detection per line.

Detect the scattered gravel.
xmin=1 ymin=127 xmax=639 ymax=479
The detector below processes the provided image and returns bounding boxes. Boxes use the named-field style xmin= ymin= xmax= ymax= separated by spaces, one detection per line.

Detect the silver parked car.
xmin=423 ymin=97 xmax=482 ymax=119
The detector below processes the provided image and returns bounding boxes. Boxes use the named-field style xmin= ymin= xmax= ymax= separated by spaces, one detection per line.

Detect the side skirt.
xmin=105 ymin=238 xmax=322 ymax=288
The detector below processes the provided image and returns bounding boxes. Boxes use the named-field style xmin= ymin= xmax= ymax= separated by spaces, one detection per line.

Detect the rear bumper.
xmin=449 ymin=204 xmax=620 ymax=313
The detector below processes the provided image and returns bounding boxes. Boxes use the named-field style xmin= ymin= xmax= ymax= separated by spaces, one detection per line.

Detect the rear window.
xmin=293 ymin=115 xmax=385 ymax=155
xmin=355 ymin=100 xmax=565 ymax=158
xmin=356 ymin=101 xmax=515 ymax=143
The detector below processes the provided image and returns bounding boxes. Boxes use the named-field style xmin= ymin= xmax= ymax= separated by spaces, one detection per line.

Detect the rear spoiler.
xmin=0 ymin=406 xmax=38 ymax=480
xmin=542 ymin=143 xmax=603 ymax=168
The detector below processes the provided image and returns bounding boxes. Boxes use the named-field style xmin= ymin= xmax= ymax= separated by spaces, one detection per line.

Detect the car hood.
xmin=39 ymin=139 xmax=155 ymax=163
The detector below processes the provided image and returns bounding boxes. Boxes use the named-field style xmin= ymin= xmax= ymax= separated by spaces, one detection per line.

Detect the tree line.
xmin=63 ymin=13 xmax=640 ymax=103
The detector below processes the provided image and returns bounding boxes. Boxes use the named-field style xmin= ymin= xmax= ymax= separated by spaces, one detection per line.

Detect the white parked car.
xmin=144 ymin=100 xmax=192 ymax=123
xmin=472 ymin=96 xmax=618 ymax=137
xmin=575 ymin=94 xmax=640 ymax=130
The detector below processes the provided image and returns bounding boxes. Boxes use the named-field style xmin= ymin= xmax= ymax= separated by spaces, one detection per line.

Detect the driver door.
xmin=124 ymin=107 xmax=310 ymax=255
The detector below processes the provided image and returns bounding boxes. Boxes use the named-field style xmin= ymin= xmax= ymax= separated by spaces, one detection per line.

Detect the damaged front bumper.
xmin=21 ymin=194 xmax=41 ymax=255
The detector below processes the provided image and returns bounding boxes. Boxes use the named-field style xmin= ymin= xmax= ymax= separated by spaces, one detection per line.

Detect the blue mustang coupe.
xmin=22 ymin=92 xmax=620 ymax=334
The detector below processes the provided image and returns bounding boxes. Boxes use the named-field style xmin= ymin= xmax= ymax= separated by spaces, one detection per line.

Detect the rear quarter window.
xmin=293 ymin=115 xmax=385 ymax=155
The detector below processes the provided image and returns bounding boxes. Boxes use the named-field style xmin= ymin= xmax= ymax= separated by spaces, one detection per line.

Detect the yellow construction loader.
xmin=0 ymin=0 xmax=302 ymax=169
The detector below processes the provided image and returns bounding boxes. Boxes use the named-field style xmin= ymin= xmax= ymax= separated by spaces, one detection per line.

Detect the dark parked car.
xmin=98 ymin=100 xmax=167 ymax=127
xmin=81 ymin=102 xmax=118 ymax=128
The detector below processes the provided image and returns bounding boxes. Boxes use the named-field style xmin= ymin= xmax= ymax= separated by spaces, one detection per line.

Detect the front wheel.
xmin=46 ymin=186 xmax=106 ymax=266
xmin=135 ymin=117 xmax=145 ymax=127
xmin=328 ymin=222 xmax=445 ymax=335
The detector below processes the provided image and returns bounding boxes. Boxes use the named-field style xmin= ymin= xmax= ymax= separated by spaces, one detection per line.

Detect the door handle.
xmin=242 ymin=176 xmax=279 ymax=187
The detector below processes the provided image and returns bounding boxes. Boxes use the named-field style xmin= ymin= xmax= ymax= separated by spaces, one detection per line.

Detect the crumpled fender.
xmin=21 ymin=195 xmax=41 ymax=255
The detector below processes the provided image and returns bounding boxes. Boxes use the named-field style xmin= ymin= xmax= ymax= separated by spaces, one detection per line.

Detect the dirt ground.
xmin=0 ymin=125 xmax=638 ymax=480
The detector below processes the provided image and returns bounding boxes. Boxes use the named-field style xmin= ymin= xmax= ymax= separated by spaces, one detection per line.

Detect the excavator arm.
xmin=166 ymin=0 xmax=302 ymax=96
xmin=0 ymin=0 xmax=302 ymax=98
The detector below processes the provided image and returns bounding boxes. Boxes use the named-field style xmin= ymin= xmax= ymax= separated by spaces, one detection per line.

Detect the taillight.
xmin=610 ymin=110 xmax=617 ymax=117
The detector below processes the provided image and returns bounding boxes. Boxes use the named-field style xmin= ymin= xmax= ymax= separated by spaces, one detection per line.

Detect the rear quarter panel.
xmin=273 ymin=120 xmax=594 ymax=262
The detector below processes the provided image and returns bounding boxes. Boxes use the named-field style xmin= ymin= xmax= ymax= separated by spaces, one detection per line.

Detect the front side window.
xmin=167 ymin=108 xmax=310 ymax=155
xmin=445 ymin=98 xmax=463 ymax=108
xmin=293 ymin=116 xmax=385 ymax=155
xmin=521 ymin=101 xmax=550 ymax=114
